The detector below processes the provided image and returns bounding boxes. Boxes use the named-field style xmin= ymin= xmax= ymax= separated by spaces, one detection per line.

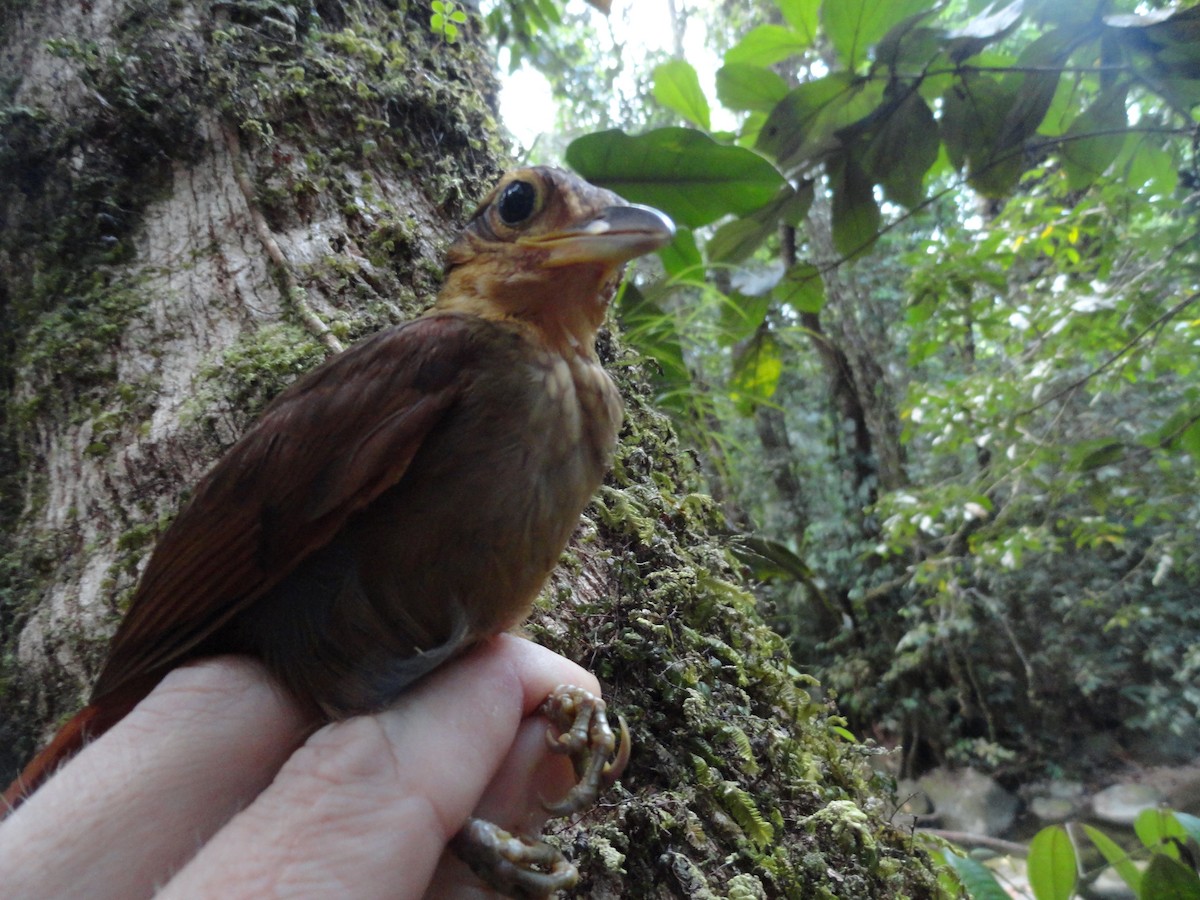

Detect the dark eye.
xmin=496 ymin=180 xmax=537 ymax=226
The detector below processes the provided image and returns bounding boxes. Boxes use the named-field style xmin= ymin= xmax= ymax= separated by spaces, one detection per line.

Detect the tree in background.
xmin=546 ymin=0 xmax=1200 ymax=774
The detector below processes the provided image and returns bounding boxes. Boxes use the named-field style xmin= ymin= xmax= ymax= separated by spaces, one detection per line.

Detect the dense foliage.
xmin=511 ymin=0 xmax=1200 ymax=776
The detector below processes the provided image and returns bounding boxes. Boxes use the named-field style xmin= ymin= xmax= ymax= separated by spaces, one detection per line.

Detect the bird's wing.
xmin=91 ymin=312 xmax=490 ymax=700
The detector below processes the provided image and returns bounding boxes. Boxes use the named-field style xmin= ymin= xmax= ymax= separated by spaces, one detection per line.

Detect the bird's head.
xmin=436 ymin=167 xmax=674 ymax=353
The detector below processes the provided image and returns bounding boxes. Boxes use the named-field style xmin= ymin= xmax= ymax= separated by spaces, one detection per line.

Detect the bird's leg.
xmin=450 ymin=685 xmax=630 ymax=898
xmin=538 ymin=684 xmax=630 ymax=817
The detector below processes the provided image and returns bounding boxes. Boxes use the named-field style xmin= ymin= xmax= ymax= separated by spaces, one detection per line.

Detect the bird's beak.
xmin=526 ymin=204 xmax=676 ymax=267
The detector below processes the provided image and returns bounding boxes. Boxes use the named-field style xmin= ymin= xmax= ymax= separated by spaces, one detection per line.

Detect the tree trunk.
xmin=0 ymin=1 xmax=949 ymax=896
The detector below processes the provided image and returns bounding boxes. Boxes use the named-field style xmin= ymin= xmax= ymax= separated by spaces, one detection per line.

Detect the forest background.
xmin=508 ymin=0 xmax=1200 ymax=780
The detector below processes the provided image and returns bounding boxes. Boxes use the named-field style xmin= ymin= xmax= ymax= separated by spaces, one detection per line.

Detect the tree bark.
xmin=0 ymin=1 xmax=949 ymax=896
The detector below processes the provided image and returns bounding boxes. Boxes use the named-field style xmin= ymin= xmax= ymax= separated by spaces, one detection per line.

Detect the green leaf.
xmin=653 ymin=60 xmax=711 ymax=130
xmin=774 ymin=262 xmax=825 ymax=314
xmin=1061 ymin=84 xmax=1130 ymax=190
xmin=775 ymin=0 xmax=819 ymax=41
xmin=731 ymin=534 xmax=815 ymax=583
xmin=1083 ymin=824 xmax=1142 ymax=893
xmin=731 ymin=330 xmax=783 ymax=413
xmin=716 ymin=63 xmax=789 ymax=112
xmin=821 ymin=0 xmax=930 ymax=69
xmin=567 ymin=128 xmax=786 ymax=228
xmin=1125 ymin=140 xmax=1178 ymax=196
xmin=1136 ymin=807 xmax=1189 ymax=857
xmin=757 ymin=73 xmax=884 ymax=170
xmin=941 ymin=74 xmax=1024 ymax=196
xmin=1173 ymin=811 xmax=1200 ymax=847
xmin=719 ymin=291 xmax=772 ymax=345
xmin=659 ymin=226 xmax=703 ymax=280
xmin=706 ymin=184 xmax=814 ymax=263
xmin=861 ymin=89 xmax=939 ymax=208
xmin=1069 ymin=440 xmax=1125 ymax=471
xmin=829 ymin=154 xmax=880 ymax=259
xmin=614 ymin=283 xmax=690 ymax=402
xmin=1139 ymin=854 xmax=1200 ymax=899
xmin=1028 ymin=826 xmax=1077 ymax=900
xmin=724 ymin=24 xmax=812 ymax=67
xmin=708 ymin=218 xmax=774 ymax=264
xmin=945 ymin=0 xmax=1024 ymax=61
xmin=940 ymin=851 xmax=1010 ymax=900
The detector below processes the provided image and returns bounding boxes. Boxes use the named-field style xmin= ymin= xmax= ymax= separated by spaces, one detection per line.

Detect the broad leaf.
xmin=716 ymin=63 xmax=789 ymax=113
xmin=829 ymin=154 xmax=880 ymax=259
xmin=653 ymin=59 xmax=711 ymax=130
xmin=774 ymin=262 xmax=825 ymax=314
xmin=757 ymin=73 xmax=884 ymax=170
xmin=1139 ymin=854 xmax=1200 ymax=899
xmin=861 ymin=89 xmax=939 ymax=208
xmin=724 ymin=24 xmax=811 ymax=67
xmin=822 ymin=0 xmax=930 ymax=69
xmin=775 ymin=0 xmax=820 ymax=42
xmin=567 ymin=128 xmax=785 ymax=228
xmin=659 ymin=226 xmax=703 ymax=280
xmin=1027 ymin=825 xmax=1078 ymax=900
xmin=1061 ymin=84 xmax=1129 ymax=190
xmin=945 ymin=0 xmax=1025 ymax=61
xmin=707 ymin=183 xmax=814 ymax=263
xmin=1136 ymin=807 xmax=1189 ymax=858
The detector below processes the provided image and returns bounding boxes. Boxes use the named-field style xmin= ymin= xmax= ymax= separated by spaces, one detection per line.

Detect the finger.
xmin=0 ymin=658 xmax=309 ymax=900
xmin=159 ymin=635 xmax=596 ymax=900
xmin=424 ymin=713 xmax=581 ymax=899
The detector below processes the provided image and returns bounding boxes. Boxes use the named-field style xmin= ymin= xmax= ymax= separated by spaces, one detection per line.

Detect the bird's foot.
xmin=451 ymin=818 xmax=579 ymax=898
xmin=450 ymin=685 xmax=629 ymax=897
xmin=538 ymin=684 xmax=630 ymax=817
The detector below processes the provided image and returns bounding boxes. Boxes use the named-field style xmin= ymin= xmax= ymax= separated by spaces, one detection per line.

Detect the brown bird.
xmin=2 ymin=166 xmax=673 ymax=894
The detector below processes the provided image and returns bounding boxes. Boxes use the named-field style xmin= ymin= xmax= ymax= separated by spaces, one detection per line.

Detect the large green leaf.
xmin=659 ymin=226 xmax=703 ymax=280
xmin=861 ymin=89 xmax=939 ymax=208
xmin=724 ymin=24 xmax=812 ymax=67
xmin=567 ymin=128 xmax=785 ymax=228
xmin=757 ymin=73 xmax=885 ymax=171
xmin=829 ymin=154 xmax=880 ymax=258
xmin=707 ymin=183 xmax=814 ymax=263
xmin=821 ymin=0 xmax=931 ymax=69
xmin=1028 ymin=825 xmax=1078 ymax=900
xmin=775 ymin=0 xmax=820 ymax=42
xmin=1139 ymin=854 xmax=1200 ymax=899
xmin=716 ymin=63 xmax=790 ymax=113
xmin=940 ymin=74 xmax=1025 ymax=196
xmin=653 ymin=59 xmax=711 ymax=130
xmin=774 ymin=262 xmax=825 ymax=314
xmin=1061 ymin=83 xmax=1129 ymax=190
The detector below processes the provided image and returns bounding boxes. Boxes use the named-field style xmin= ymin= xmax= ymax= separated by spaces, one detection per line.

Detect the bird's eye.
xmin=496 ymin=180 xmax=537 ymax=226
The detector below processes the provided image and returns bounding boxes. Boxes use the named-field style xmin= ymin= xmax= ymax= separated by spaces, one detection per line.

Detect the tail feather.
xmin=2 ymin=677 xmax=154 ymax=816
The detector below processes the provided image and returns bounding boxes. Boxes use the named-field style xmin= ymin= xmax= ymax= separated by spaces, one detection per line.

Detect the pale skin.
xmin=0 ymin=634 xmax=594 ymax=899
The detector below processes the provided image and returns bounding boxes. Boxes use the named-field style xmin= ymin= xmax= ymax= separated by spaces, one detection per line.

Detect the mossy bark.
xmin=0 ymin=1 xmax=953 ymax=896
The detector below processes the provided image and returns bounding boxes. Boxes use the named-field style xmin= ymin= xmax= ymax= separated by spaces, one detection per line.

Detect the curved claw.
xmin=538 ymin=684 xmax=631 ymax=817
xmin=451 ymin=817 xmax=578 ymax=898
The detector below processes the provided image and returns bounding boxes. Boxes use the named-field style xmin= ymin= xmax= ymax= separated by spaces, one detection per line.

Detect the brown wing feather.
xmin=90 ymin=312 xmax=484 ymax=701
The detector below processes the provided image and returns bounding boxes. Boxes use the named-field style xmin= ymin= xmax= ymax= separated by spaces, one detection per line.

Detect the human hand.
xmin=0 ymin=634 xmax=596 ymax=899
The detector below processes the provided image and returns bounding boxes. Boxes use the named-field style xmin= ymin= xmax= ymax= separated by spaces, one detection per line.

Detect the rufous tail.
xmin=2 ymin=680 xmax=150 ymax=817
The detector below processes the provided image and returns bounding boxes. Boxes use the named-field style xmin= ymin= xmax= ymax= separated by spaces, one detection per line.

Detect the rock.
xmin=1026 ymin=779 xmax=1085 ymax=823
xmin=914 ymin=767 xmax=1019 ymax=836
xmin=1091 ymin=782 xmax=1163 ymax=825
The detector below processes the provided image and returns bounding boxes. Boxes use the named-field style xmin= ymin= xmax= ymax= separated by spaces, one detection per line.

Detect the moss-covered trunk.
xmin=0 ymin=0 xmax=952 ymax=895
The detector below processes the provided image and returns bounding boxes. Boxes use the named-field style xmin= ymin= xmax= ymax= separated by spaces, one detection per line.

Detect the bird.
xmin=2 ymin=165 xmax=674 ymax=895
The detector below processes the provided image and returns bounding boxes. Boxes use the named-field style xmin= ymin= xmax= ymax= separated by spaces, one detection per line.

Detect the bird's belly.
xmin=243 ymin=352 xmax=619 ymax=716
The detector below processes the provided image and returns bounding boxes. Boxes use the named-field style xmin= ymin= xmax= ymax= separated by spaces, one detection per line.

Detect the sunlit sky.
xmin=497 ymin=0 xmax=723 ymax=151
